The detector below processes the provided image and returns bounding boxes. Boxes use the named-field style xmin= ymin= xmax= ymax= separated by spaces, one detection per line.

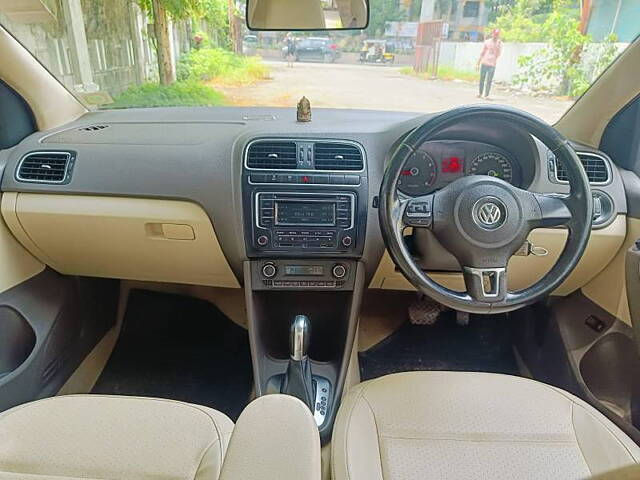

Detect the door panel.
xmin=0 ymin=200 xmax=118 ymax=410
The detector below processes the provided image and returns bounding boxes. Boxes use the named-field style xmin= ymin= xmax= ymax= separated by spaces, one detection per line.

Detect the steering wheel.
xmin=379 ymin=105 xmax=592 ymax=314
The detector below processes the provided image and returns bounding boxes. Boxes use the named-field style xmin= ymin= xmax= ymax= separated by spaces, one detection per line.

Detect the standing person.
xmin=285 ymin=33 xmax=296 ymax=67
xmin=476 ymin=28 xmax=502 ymax=99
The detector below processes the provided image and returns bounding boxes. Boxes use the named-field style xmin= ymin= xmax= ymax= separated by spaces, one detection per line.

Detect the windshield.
xmin=1 ymin=0 xmax=638 ymax=123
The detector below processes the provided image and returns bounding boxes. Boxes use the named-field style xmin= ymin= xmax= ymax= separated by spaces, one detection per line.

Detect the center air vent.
xmin=554 ymin=152 xmax=610 ymax=184
xmin=247 ymin=141 xmax=297 ymax=169
xmin=16 ymin=151 xmax=74 ymax=184
xmin=314 ymin=143 xmax=363 ymax=171
xmin=78 ymin=125 xmax=109 ymax=132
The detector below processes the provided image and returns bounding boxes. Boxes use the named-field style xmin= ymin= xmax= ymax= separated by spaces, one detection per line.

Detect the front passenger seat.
xmin=0 ymin=395 xmax=234 ymax=479
xmin=332 ymin=371 xmax=640 ymax=480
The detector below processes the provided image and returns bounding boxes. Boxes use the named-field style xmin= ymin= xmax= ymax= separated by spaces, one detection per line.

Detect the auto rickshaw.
xmin=359 ymin=39 xmax=395 ymax=64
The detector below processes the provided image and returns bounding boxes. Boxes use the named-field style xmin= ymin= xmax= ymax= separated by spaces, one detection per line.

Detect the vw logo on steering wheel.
xmin=478 ymin=203 xmax=501 ymax=225
xmin=473 ymin=198 xmax=506 ymax=229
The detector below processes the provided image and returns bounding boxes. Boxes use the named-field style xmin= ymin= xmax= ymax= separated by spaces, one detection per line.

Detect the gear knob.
xmin=290 ymin=315 xmax=310 ymax=361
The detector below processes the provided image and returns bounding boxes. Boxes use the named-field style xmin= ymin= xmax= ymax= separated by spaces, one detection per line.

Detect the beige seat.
xmin=0 ymin=394 xmax=234 ymax=480
xmin=332 ymin=371 xmax=640 ymax=480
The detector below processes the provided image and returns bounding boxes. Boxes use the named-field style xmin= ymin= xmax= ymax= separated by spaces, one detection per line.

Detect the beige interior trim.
xmin=370 ymin=215 xmax=626 ymax=296
xmin=249 ymin=0 xmax=326 ymax=30
xmin=0 ymin=194 xmax=44 ymax=294
xmin=358 ymin=290 xmax=413 ymax=350
xmin=583 ymin=216 xmax=640 ymax=325
xmin=0 ymin=25 xmax=86 ymax=131
xmin=57 ymin=283 xmax=130 ymax=395
xmin=1 ymin=193 xmax=240 ymax=289
xmin=555 ymin=39 xmax=640 ymax=147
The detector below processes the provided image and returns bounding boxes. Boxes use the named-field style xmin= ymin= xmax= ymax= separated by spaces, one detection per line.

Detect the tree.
xmin=138 ymin=0 xmax=214 ymax=85
xmin=367 ymin=0 xmax=408 ymax=38
xmin=488 ymin=0 xmax=552 ymax=42
xmin=507 ymin=0 xmax=618 ymax=97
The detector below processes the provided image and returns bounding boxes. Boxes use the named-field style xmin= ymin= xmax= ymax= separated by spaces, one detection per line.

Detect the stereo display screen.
xmin=275 ymin=201 xmax=336 ymax=226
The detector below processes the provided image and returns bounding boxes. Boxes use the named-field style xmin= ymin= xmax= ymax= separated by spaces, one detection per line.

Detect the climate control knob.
xmin=262 ymin=263 xmax=277 ymax=278
xmin=332 ymin=264 xmax=347 ymax=279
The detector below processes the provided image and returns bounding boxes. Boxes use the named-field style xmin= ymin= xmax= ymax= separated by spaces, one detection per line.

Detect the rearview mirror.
xmin=246 ymin=0 xmax=369 ymax=30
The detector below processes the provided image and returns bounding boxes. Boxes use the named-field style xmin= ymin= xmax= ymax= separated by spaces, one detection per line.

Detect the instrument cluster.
xmin=397 ymin=140 xmax=523 ymax=196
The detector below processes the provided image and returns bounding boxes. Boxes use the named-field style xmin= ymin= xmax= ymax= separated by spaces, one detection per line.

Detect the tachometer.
xmin=469 ymin=152 xmax=513 ymax=184
xmin=397 ymin=150 xmax=437 ymax=196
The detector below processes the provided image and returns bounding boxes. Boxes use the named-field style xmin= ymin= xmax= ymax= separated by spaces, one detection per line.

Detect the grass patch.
xmin=177 ymin=48 xmax=270 ymax=86
xmin=400 ymin=65 xmax=479 ymax=82
xmin=110 ymin=81 xmax=225 ymax=109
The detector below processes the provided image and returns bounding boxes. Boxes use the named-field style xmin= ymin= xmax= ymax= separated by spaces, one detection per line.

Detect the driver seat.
xmin=332 ymin=371 xmax=640 ymax=480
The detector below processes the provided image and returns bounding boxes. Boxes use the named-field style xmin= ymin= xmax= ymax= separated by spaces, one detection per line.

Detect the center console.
xmin=241 ymin=138 xmax=368 ymax=442
xmin=242 ymin=138 xmax=368 ymax=259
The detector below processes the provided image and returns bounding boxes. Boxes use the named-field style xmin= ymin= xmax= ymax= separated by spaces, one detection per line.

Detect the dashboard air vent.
xmin=555 ymin=152 xmax=610 ymax=184
xmin=78 ymin=125 xmax=109 ymax=132
xmin=314 ymin=143 xmax=363 ymax=171
xmin=17 ymin=151 xmax=74 ymax=184
xmin=247 ymin=141 xmax=297 ymax=169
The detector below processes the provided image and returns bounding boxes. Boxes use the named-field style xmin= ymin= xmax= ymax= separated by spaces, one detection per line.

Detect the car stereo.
xmin=252 ymin=192 xmax=357 ymax=252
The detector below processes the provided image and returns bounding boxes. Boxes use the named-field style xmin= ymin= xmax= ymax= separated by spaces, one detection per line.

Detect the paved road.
xmin=217 ymin=60 xmax=572 ymax=123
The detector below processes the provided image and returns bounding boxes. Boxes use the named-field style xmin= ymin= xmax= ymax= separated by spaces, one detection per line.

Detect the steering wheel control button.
xmin=404 ymin=197 xmax=433 ymax=227
xmin=262 ymin=263 xmax=277 ymax=278
xmin=332 ymin=264 xmax=347 ymax=279
xmin=472 ymin=197 xmax=507 ymax=230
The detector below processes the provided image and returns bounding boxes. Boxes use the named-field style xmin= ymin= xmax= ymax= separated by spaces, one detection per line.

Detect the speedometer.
xmin=397 ymin=150 xmax=437 ymax=196
xmin=469 ymin=152 xmax=513 ymax=184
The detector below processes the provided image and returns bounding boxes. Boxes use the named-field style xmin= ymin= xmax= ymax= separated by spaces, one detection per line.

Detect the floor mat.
xmin=93 ymin=289 xmax=253 ymax=420
xmin=359 ymin=311 xmax=519 ymax=381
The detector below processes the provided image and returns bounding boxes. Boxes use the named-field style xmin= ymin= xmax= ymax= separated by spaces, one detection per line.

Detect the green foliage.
xmin=177 ymin=48 xmax=270 ymax=85
xmin=137 ymin=0 xmax=230 ymax=47
xmin=400 ymin=65 xmax=479 ymax=82
xmin=137 ymin=0 xmax=209 ymax=19
xmin=489 ymin=0 xmax=553 ymax=42
xmin=110 ymin=81 xmax=225 ymax=108
xmin=367 ymin=0 xmax=408 ymax=38
xmin=495 ymin=0 xmax=617 ymax=97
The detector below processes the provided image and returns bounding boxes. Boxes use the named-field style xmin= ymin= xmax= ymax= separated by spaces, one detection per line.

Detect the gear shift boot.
xmin=281 ymin=315 xmax=315 ymax=410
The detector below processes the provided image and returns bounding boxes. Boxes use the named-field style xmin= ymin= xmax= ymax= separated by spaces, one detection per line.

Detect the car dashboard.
xmin=0 ymin=106 xmax=628 ymax=296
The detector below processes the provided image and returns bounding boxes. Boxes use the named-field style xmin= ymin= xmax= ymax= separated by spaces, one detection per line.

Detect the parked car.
xmin=295 ymin=37 xmax=340 ymax=63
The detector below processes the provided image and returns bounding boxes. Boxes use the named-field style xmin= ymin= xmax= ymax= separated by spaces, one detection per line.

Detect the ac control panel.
xmin=250 ymin=259 xmax=356 ymax=291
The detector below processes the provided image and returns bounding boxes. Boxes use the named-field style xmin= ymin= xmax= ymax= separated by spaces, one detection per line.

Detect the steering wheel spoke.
xmin=462 ymin=266 xmax=507 ymax=303
xmin=402 ymin=194 xmax=434 ymax=229
xmin=528 ymin=192 xmax=572 ymax=228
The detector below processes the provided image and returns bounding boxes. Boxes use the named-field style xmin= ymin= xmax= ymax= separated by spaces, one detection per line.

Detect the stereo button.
xmin=344 ymin=175 xmax=360 ymax=185
xmin=249 ymin=174 xmax=266 ymax=183
xmin=262 ymin=263 xmax=277 ymax=278
xmin=332 ymin=264 xmax=347 ymax=279
xmin=257 ymin=235 xmax=269 ymax=247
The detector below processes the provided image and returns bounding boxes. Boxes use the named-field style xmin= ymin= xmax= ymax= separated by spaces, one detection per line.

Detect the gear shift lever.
xmin=290 ymin=315 xmax=310 ymax=361
xmin=281 ymin=315 xmax=314 ymax=410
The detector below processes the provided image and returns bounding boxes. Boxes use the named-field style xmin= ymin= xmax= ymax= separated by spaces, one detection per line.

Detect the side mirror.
xmin=246 ymin=0 xmax=369 ymax=30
